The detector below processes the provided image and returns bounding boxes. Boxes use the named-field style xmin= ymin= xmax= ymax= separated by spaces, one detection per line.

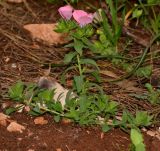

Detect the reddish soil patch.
xmin=0 ymin=111 xmax=159 ymax=151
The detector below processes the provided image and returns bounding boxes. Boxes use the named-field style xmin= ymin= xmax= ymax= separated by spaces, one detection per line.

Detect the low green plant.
xmin=145 ymin=83 xmax=160 ymax=104
xmin=7 ymin=80 xmax=119 ymax=126
xmin=120 ymin=110 xmax=153 ymax=129
xmin=101 ymin=0 xmax=125 ymax=47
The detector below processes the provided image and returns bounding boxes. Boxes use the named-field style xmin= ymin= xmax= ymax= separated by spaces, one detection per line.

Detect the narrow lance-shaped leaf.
xmin=80 ymin=58 xmax=99 ymax=70
xmin=100 ymin=10 xmax=114 ymax=45
xmin=64 ymin=51 xmax=78 ymax=64
xmin=74 ymin=39 xmax=84 ymax=55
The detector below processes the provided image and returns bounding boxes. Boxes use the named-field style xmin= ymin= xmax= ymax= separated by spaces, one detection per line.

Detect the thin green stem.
xmin=30 ymin=103 xmax=65 ymax=117
xmin=77 ymin=55 xmax=83 ymax=76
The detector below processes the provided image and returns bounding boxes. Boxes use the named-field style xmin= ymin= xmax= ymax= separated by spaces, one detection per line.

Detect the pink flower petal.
xmin=58 ymin=5 xmax=73 ymax=20
xmin=73 ymin=10 xmax=94 ymax=27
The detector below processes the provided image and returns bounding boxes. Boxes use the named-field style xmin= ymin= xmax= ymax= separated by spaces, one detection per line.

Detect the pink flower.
xmin=73 ymin=10 xmax=94 ymax=27
xmin=58 ymin=5 xmax=73 ymax=20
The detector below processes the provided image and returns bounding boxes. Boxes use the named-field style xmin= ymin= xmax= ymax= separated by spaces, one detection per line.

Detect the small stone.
xmin=0 ymin=113 xmax=9 ymax=126
xmin=23 ymin=24 xmax=68 ymax=45
xmin=86 ymin=130 xmax=90 ymax=134
xmin=11 ymin=63 xmax=17 ymax=68
xmin=56 ymin=148 xmax=62 ymax=151
xmin=146 ymin=130 xmax=156 ymax=137
xmin=34 ymin=117 xmax=48 ymax=125
xmin=0 ymin=113 xmax=9 ymax=120
xmin=24 ymin=106 xmax=30 ymax=112
xmin=4 ymin=57 xmax=10 ymax=63
xmin=27 ymin=149 xmax=35 ymax=151
xmin=0 ymin=120 xmax=7 ymax=126
xmin=61 ymin=118 xmax=72 ymax=124
xmin=155 ymin=134 xmax=160 ymax=140
xmin=17 ymin=138 xmax=23 ymax=141
xmin=7 ymin=122 xmax=25 ymax=133
xmin=142 ymin=128 xmax=147 ymax=132
xmin=100 ymin=132 xmax=104 ymax=139
xmin=7 ymin=0 xmax=24 ymax=3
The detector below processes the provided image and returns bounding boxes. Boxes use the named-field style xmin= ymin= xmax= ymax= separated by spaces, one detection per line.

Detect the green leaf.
xmin=102 ymin=124 xmax=111 ymax=132
xmin=135 ymin=143 xmax=146 ymax=151
xmin=65 ymin=89 xmax=75 ymax=104
xmin=8 ymin=81 xmax=24 ymax=101
xmin=81 ymin=37 xmax=97 ymax=52
xmin=5 ymin=107 xmax=17 ymax=115
xmin=145 ymin=83 xmax=153 ymax=92
xmin=130 ymin=129 xmax=145 ymax=151
xmin=130 ymin=129 xmax=144 ymax=145
xmin=60 ymin=66 xmax=76 ymax=85
xmin=74 ymin=39 xmax=84 ymax=55
xmin=90 ymin=71 xmax=101 ymax=83
xmin=132 ymin=9 xmax=143 ymax=19
xmin=28 ymin=110 xmax=41 ymax=116
xmin=135 ymin=66 xmax=152 ymax=78
xmin=105 ymin=101 xmax=118 ymax=114
xmin=101 ymin=10 xmax=114 ymax=44
xmin=65 ymin=107 xmax=79 ymax=121
xmin=73 ymin=76 xmax=84 ymax=93
xmin=106 ymin=0 xmax=117 ymax=31
xmin=121 ymin=110 xmax=129 ymax=124
xmin=32 ymin=105 xmax=44 ymax=115
xmin=80 ymin=58 xmax=99 ymax=70
xmin=72 ymin=25 xmax=93 ymax=38
xmin=86 ymin=82 xmax=104 ymax=95
xmin=38 ymin=89 xmax=54 ymax=103
xmin=54 ymin=19 xmax=77 ymax=33
xmin=135 ymin=111 xmax=153 ymax=126
xmin=64 ymin=51 xmax=77 ymax=64
xmin=122 ymin=110 xmax=135 ymax=126
xmin=52 ymin=102 xmax=63 ymax=112
xmin=78 ymin=95 xmax=90 ymax=112
xmin=64 ymin=42 xmax=74 ymax=48
xmin=54 ymin=115 xmax=61 ymax=123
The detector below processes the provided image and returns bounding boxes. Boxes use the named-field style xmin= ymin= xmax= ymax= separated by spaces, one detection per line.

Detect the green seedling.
xmin=120 ymin=110 xmax=153 ymax=129
xmin=145 ymin=83 xmax=160 ymax=104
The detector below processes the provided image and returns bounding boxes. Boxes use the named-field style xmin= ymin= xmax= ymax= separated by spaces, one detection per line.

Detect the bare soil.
xmin=0 ymin=110 xmax=159 ymax=151
xmin=0 ymin=1 xmax=160 ymax=151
